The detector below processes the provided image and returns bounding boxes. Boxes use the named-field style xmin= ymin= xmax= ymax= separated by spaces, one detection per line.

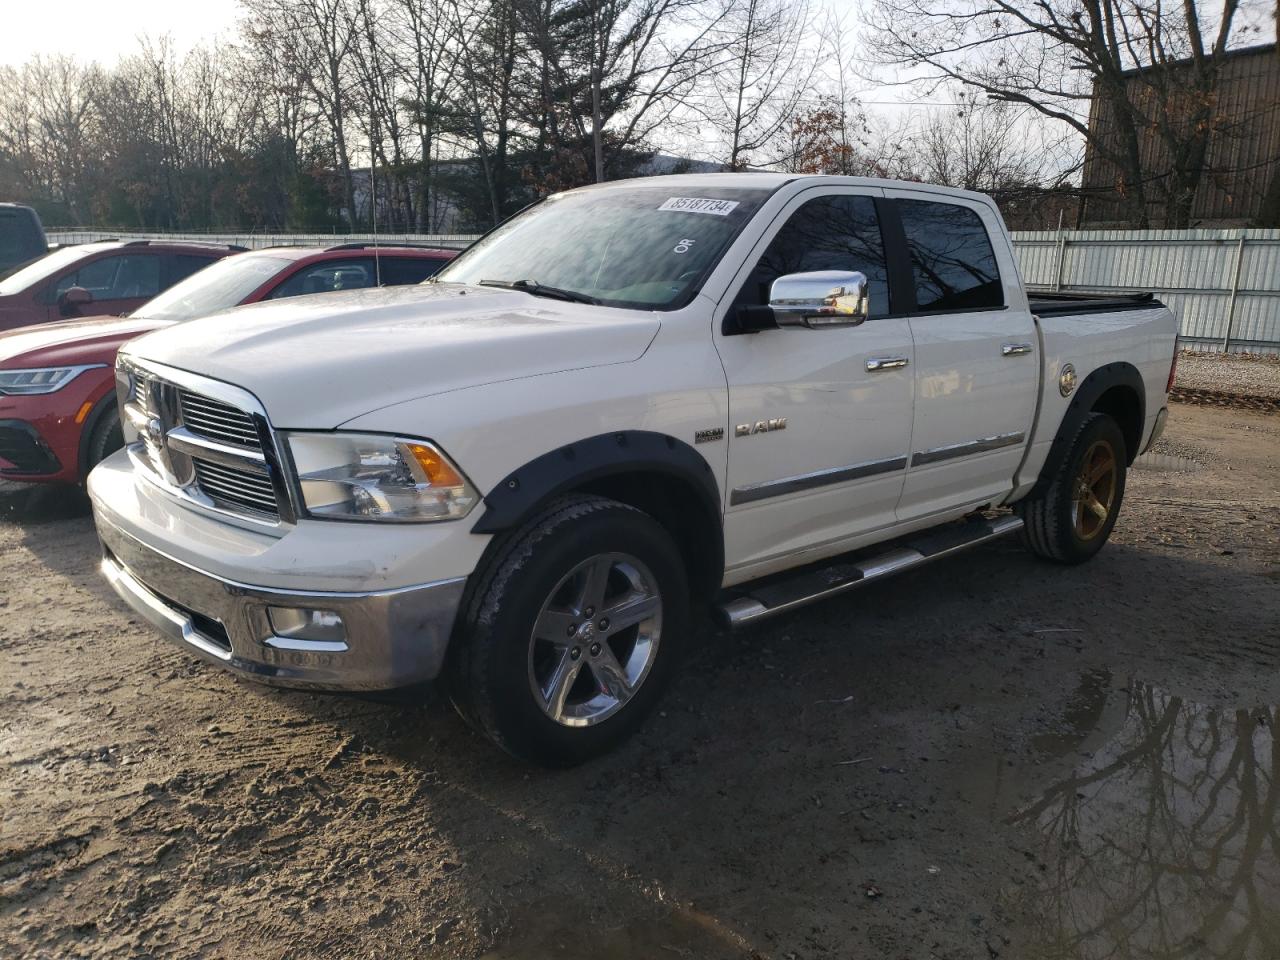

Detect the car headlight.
xmin=286 ymin=432 xmax=479 ymax=522
xmin=0 ymin=364 xmax=105 ymax=395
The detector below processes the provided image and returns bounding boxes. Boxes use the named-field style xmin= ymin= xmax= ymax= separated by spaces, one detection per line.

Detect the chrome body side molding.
xmin=911 ymin=431 xmax=1025 ymax=467
xmin=729 ymin=455 xmax=907 ymax=506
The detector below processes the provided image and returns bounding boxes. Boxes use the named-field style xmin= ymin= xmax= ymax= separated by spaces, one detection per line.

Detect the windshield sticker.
xmin=659 ymin=197 xmax=740 ymax=216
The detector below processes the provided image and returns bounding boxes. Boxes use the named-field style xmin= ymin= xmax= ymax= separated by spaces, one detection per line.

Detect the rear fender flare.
xmin=1030 ymin=361 xmax=1145 ymax=496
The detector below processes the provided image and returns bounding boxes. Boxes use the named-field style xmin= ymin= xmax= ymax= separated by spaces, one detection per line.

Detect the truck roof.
xmin=568 ymin=172 xmax=999 ymax=206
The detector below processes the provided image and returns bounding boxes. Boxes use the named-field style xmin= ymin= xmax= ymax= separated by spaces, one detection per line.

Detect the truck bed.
xmin=1028 ymin=290 xmax=1160 ymax=317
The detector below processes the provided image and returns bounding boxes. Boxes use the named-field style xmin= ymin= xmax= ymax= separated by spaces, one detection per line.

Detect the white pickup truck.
xmin=89 ymin=174 xmax=1178 ymax=764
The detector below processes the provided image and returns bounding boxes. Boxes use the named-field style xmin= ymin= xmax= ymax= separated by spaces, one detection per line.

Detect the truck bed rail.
xmin=1028 ymin=291 xmax=1159 ymax=317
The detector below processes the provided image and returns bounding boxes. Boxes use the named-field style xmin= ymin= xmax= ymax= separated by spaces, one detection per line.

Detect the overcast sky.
xmin=2 ymin=0 xmax=242 ymax=66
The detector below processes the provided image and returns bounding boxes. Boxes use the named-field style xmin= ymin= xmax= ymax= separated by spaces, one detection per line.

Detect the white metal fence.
xmin=47 ymin=227 xmax=1280 ymax=355
xmin=1012 ymin=228 xmax=1280 ymax=355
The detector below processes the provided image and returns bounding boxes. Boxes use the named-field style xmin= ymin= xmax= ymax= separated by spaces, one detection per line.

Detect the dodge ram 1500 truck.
xmin=89 ymin=174 xmax=1178 ymax=765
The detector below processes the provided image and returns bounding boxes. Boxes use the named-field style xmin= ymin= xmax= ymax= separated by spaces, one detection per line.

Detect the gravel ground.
xmin=1174 ymin=350 xmax=1280 ymax=401
xmin=2 ymin=403 xmax=1279 ymax=960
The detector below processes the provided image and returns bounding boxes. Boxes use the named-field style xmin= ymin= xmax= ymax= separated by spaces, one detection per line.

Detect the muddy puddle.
xmin=1001 ymin=671 xmax=1280 ymax=959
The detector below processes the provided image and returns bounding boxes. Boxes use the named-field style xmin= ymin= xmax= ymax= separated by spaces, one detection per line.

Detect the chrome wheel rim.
xmin=1072 ymin=439 xmax=1118 ymax=541
xmin=527 ymin=552 xmax=663 ymax=727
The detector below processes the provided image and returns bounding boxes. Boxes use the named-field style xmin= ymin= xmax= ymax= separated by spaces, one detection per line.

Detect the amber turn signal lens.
xmin=406 ymin=443 xmax=466 ymax=487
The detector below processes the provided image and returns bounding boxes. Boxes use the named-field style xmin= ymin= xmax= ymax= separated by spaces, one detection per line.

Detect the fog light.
xmin=267 ymin=606 xmax=347 ymax=644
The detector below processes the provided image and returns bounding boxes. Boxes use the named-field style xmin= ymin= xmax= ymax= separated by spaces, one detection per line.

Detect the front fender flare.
xmin=471 ymin=430 xmax=722 ymax=536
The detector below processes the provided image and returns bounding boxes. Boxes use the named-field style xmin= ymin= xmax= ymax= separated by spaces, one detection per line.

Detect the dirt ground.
xmin=2 ymin=402 xmax=1278 ymax=960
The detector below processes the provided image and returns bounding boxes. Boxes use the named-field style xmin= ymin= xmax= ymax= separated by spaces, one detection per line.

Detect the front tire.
xmin=1017 ymin=412 xmax=1127 ymax=564
xmin=447 ymin=495 xmax=689 ymax=766
xmin=84 ymin=404 xmax=124 ymax=475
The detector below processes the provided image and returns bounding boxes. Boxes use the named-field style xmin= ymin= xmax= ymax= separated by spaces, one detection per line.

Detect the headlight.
xmin=286 ymin=432 xmax=479 ymax=522
xmin=0 ymin=364 xmax=105 ymax=395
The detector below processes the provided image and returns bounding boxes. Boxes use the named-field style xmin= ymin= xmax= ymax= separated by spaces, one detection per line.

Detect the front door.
xmin=716 ymin=187 xmax=916 ymax=580
xmin=883 ymin=190 xmax=1040 ymax=520
xmin=49 ymin=252 xmax=163 ymax=320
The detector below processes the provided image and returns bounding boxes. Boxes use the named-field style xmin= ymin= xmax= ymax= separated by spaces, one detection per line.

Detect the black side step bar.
xmin=715 ymin=514 xmax=1024 ymax=628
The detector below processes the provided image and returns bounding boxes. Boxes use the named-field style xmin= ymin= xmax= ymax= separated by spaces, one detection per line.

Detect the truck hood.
xmin=122 ymin=283 xmax=661 ymax=427
xmin=0 ymin=314 xmax=167 ymax=368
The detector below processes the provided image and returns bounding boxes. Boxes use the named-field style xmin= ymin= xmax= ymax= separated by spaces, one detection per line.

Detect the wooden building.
xmin=1081 ymin=43 xmax=1280 ymax=227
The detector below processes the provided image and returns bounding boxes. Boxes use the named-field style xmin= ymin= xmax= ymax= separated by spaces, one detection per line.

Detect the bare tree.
xmin=0 ymin=57 xmax=101 ymax=222
xmin=700 ymin=0 xmax=819 ymax=170
xmin=388 ymin=0 xmax=459 ymax=230
xmin=241 ymin=0 xmax=363 ymax=227
xmin=866 ymin=0 xmax=1255 ymax=226
xmin=911 ymin=93 xmax=1079 ymax=194
xmin=513 ymin=0 xmax=733 ymax=186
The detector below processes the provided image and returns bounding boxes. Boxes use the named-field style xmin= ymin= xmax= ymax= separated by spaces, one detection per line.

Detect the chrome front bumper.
xmin=96 ymin=513 xmax=466 ymax=691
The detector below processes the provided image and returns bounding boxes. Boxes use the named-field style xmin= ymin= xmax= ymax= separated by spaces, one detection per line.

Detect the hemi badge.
xmin=695 ymin=427 xmax=725 ymax=444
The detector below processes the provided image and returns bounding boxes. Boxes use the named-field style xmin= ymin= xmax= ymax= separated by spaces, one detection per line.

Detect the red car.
xmin=0 ymin=239 xmax=244 ymax=333
xmin=0 ymin=244 xmax=456 ymax=485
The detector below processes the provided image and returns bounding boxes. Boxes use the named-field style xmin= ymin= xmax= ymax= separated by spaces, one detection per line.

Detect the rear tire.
xmin=84 ymin=405 xmax=123 ymax=474
xmin=1017 ymin=412 xmax=1127 ymax=564
xmin=447 ymin=494 xmax=689 ymax=766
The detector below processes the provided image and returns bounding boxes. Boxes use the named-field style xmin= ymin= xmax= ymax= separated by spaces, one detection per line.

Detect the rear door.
xmin=882 ymin=190 xmax=1039 ymax=521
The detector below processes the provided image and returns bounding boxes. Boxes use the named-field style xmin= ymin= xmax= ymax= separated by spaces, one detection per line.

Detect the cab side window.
xmin=897 ymin=199 xmax=1003 ymax=311
xmin=734 ymin=195 xmax=890 ymax=317
xmin=55 ymin=254 xmax=162 ymax=300
xmin=267 ymin=259 xmax=375 ymax=300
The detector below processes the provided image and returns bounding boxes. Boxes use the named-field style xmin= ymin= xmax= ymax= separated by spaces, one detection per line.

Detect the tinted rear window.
xmin=0 ymin=209 xmax=46 ymax=270
xmin=898 ymin=199 xmax=1003 ymax=311
xmin=377 ymin=256 xmax=449 ymax=285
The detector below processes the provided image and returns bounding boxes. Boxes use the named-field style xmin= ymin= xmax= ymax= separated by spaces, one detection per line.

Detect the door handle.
xmin=1002 ymin=342 xmax=1034 ymax=356
xmin=866 ymin=356 xmax=909 ymax=371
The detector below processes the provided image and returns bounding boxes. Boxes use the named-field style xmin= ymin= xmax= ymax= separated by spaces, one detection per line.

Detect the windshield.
xmin=0 ymin=245 xmax=90 ymax=295
xmin=435 ymin=184 xmax=772 ymax=310
xmin=137 ymin=253 xmax=290 ymax=322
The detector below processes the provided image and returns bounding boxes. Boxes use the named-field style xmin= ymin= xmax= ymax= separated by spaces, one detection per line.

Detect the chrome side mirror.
xmin=770 ymin=270 xmax=869 ymax=329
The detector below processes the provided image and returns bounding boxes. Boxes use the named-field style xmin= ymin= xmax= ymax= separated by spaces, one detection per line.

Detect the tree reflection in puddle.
xmin=1006 ymin=679 xmax=1280 ymax=959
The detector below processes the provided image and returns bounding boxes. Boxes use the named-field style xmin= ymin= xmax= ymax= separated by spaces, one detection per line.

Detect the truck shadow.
xmin=269 ymin=539 xmax=1280 ymax=958
xmin=0 ymin=480 xmax=91 ymax=525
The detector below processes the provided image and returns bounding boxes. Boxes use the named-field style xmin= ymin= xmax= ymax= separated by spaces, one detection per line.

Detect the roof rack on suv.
xmin=324 ymin=242 xmax=454 ymax=252
xmin=123 ymin=239 xmax=249 ymax=252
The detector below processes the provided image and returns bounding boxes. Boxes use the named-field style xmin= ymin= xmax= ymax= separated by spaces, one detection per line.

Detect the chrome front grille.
xmin=179 ymin=390 xmax=261 ymax=448
xmin=119 ymin=360 xmax=288 ymax=524
xmin=192 ymin=457 xmax=280 ymax=516
xmin=134 ymin=371 xmax=157 ymax=417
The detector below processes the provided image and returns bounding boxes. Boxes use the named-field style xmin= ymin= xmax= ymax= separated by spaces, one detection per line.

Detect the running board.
xmin=715 ymin=514 xmax=1024 ymax=629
